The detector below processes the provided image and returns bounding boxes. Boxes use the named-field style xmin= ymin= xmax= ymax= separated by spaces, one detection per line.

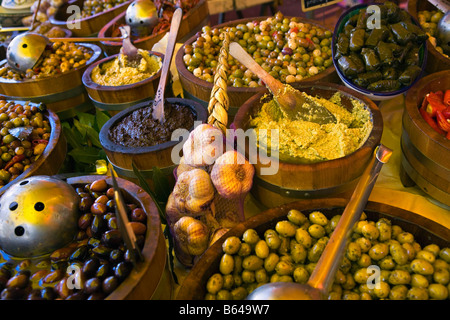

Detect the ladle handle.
xmin=306 ymin=144 xmax=393 ymax=296
xmin=152 ymin=7 xmax=183 ymax=122
xmin=229 ymin=42 xmax=284 ymax=95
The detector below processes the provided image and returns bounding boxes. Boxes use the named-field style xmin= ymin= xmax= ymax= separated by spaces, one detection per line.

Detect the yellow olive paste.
xmin=91 ymin=49 xmax=162 ymax=86
xmin=250 ymin=92 xmax=373 ymax=163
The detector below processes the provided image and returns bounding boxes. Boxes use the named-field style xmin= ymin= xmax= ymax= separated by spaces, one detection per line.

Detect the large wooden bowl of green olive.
xmin=177 ymin=198 xmax=450 ymax=300
xmin=175 ymin=12 xmax=338 ymax=120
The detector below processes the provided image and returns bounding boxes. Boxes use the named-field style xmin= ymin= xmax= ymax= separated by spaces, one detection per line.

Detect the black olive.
xmin=102 ymin=276 xmax=119 ymax=295
xmin=70 ymin=245 xmax=89 ymax=262
xmin=109 ymin=249 xmax=124 ymax=264
xmin=114 ymin=261 xmax=132 ymax=280
xmin=41 ymin=287 xmax=57 ymax=300
xmin=84 ymin=277 xmax=102 ymax=294
xmin=82 ymin=258 xmax=100 ymax=278
xmin=101 ymin=230 xmax=122 ymax=248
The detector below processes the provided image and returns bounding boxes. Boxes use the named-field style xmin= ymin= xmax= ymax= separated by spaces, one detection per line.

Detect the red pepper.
xmin=442 ymin=109 xmax=450 ymax=119
xmin=420 ymin=106 xmax=446 ymax=136
xmin=426 ymin=93 xmax=447 ymax=117
xmin=436 ymin=110 xmax=450 ymax=132
xmin=444 ymin=90 xmax=450 ymax=107
xmin=4 ymin=154 xmax=25 ymax=170
xmin=32 ymin=139 xmax=49 ymax=147
xmin=289 ymin=27 xmax=299 ymax=34
xmin=434 ymin=91 xmax=444 ymax=101
xmin=447 ymin=131 xmax=450 ymax=140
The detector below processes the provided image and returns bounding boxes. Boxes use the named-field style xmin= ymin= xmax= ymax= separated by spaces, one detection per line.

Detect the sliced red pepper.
xmin=447 ymin=131 xmax=450 ymax=140
xmin=420 ymin=106 xmax=446 ymax=136
xmin=436 ymin=110 xmax=450 ymax=132
xmin=426 ymin=93 xmax=447 ymax=117
xmin=32 ymin=139 xmax=49 ymax=147
xmin=434 ymin=91 xmax=444 ymax=101
xmin=442 ymin=109 xmax=450 ymax=119
xmin=444 ymin=90 xmax=450 ymax=107
xmin=4 ymin=154 xmax=26 ymax=170
xmin=289 ymin=27 xmax=299 ymax=34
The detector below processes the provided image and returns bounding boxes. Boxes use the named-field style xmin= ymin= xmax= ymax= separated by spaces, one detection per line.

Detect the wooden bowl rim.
xmin=232 ymin=81 xmax=384 ymax=170
xmin=82 ymin=50 xmax=164 ymax=91
xmin=99 ymin=97 xmax=208 ymax=154
xmin=98 ymin=0 xmax=207 ymax=47
xmin=404 ymin=69 xmax=450 ymax=149
xmin=49 ymin=0 xmax=132 ymax=24
xmin=175 ymin=15 xmax=336 ymax=95
xmin=65 ymin=174 xmax=162 ymax=300
xmin=176 ymin=198 xmax=450 ymax=299
xmin=0 ymin=43 xmax=102 ymax=84
xmin=0 ymin=101 xmax=62 ymax=195
xmin=332 ymin=3 xmax=428 ymax=98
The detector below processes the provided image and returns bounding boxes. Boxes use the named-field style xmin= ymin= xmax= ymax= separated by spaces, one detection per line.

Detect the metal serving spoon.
xmin=151 ymin=7 xmax=183 ymax=123
xmin=247 ymin=144 xmax=393 ymax=300
xmin=228 ymin=42 xmax=336 ymax=124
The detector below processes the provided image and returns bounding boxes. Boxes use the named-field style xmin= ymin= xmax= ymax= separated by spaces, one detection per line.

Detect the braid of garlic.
xmin=207 ymin=32 xmax=230 ymax=134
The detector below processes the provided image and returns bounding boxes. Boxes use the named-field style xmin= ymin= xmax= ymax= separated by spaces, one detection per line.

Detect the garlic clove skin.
xmin=183 ymin=124 xmax=224 ymax=167
xmin=174 ymin=216 xmax=210 ymax=256
xmin=210 ymin=150 xmax=255 ymax=199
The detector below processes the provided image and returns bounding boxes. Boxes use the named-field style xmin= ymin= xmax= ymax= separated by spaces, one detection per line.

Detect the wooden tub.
xmin=176 ymin=198 xmax=450 ymax=299
xmin=98 ymin=0 xmax=209 ymax=57
xmin=407 ymin=0 xmax=450 ymax=73
xmin=99 ymin=98 xmax=208 ymax=189
xmin=49 ymin=0 xmax=132 ymax=37
xmin=0 ymin=43 xmax=102 ymax=120
xmin=175 ymin=16 xmax=339 ymax=122
xmin=0 ymin=101 xmax=66 ymax=196
xmin=402 ymin=70 xmax=450 ymax=207
xmin=232 ymin=81 xmax=383 ymax=208
xmin=82 ymin=51 xmax=164 ymax=116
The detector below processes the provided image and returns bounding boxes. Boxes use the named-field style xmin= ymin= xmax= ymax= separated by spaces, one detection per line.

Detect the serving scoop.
xmin=118 ymin=25 xmax=142 ymax=68
xmin=247 ymin=144 xmax=393 ymax=300
xmin=151 ymin=7 xmax=183 ymax=122
xmin=228 ymin=42 xmax=336 ymax=124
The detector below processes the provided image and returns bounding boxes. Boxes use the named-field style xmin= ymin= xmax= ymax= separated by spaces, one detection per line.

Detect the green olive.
xmin=308 ymin=211 xmax=328 ymax=226
xmin=369 ymin=243 xmax=389 ymax=261
xmin=242 ymin=229 xmax=260 ymax=246
xmin=295 ymin=228 xmax=312 ymax=248
xmin=275 ymin=220 xmax=297 ymax=238
xmin=439 ymin=248 xmax=450 ymax=263
xmin=254 ymin=240 xmax=269 ymax=259
xmin=388 ymin=270 xmax=411 ymax=285
xmin=428 ymin=283 xmax=448 ymax=300
xmin=407 ymin=287 xmax=428 ymax=300
xmin=389 ymin=285 xmax=408 ymax=300
xmin=242 ymin=255 xmax=263 ymax=271
xmin=219 ymin=254 xmax=234 ymax=275
xmin=264 ymin=252 xmax=280 ymax=273
xmin=293 ymin=266 xmax=309 ymax=284
xmin=287 ymin=209 xmax=308 ymax=225
xmin=222 ymin=236 xmax=241 ymax=255
xmin=308 ymin=224 xmax=326 ymax=239
xmin=206 ymin=273 xmax=224 ymax=294
xmin=410 ymin=259 xmax=434 ymax=275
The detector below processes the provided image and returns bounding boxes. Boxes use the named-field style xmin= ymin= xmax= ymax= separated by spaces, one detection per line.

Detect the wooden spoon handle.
xmin=229 ymin=42 xmax=284 ymax=95
xmin=152 ymin=7 xmax=183 ymax=122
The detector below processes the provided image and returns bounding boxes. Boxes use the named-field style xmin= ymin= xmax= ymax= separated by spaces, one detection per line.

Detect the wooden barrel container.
xmin=0 ymin=43 xmax=102 ymax=120
xmin=49 ymin=0 xmax=132 ymax=37
xmin=402 ymin=70 xmax=450 ymax=207
xmin=99 ymin=98 xmax=208 ymax=189
xmin=175 ymin=16 xmax=339 ymax=122
xmin=232 ymin=82 xmax=383 ymax=208
xmin=98 ymin=0 xmax=209 ymax=57
xmin=407 ymin=0 xmax=450 ymax=73
xmin=176 ymin=198 xmax=450 ymax=299
xmin=0 ymin=101 xmax=66 ymax=196
xmin=82 ymin=51 xmax=164 ymax=116
xmin=65 ymin=175 xmax=167 ymax=300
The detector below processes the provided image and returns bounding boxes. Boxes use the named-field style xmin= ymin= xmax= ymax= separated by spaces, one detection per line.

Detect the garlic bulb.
xmin=210 ymin=150 xmax=255 ymax=199
xmin=172 ymin=169 xmax=215 ymax=215
xmin=173 ymin=216 xmax=210 ymax=256
xmin=183 ymin=124 xmax=224 ymax=167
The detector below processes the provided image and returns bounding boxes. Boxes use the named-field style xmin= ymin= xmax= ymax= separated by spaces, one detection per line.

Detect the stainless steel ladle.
xmin=247 ymin=144 xmax=393 ymax=300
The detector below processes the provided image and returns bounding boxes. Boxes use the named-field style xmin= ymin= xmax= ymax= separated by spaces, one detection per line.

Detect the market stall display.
xmin=233 ymin=81 xmax=383 ymax=207
xmin=175 ymin=13 xmax=339 ymax=117
xmin=82 ymin=50 xmax=164 ymax=115
xmin=99 ymin=0 xmax=209 ymax=56
xmin=176 ymin=198 xmax=450 ymax=300
xmin=402 ymin=70 xmax=450 ymax=207
xmin=0 ymin=37 xmax=102 ymax=119
xmin=333 ymin=1 xmax=428 ymax=101
xmin=49 ymin=0 xmax=132 ymax=37
xmin=407 ymin=0 xmax=450 ymax=73
xmin=0 ymin=175 xmax=166 ymax=300
xmin=0 ymin=100 xmax=65 ymax=195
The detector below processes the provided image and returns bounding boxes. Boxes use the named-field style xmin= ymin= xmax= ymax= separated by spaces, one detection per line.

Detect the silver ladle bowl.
xmin=437 ymin=11 xmax=450 ymax=55
xmin=247 ymin=144 xmax=393 ymax=300
xmin=125 ymin=0 xmax=159 ymax=37
xmin=6 ymin=32 xmax=48 ymax=73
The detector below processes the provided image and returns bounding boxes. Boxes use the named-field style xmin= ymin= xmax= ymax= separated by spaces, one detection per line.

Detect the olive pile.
xmin=417 ymin=10 xmax=448 ymax=57
xmin=334 ymin=1 xmax=428 ymax=92
xmin=0 ymin=100 xmax=51 ymax=187
xmin=0 ymin=178 xmax=147 ymax=300
xmin=205 ymin=209 xmax=450 ymax=300
xmin=81 ymin=0 xmax=128 ymax=18
xmin=0 ymin=42 xmax=93 ymax=80
xmin=182 ymin=12 xmax=333 ymax=87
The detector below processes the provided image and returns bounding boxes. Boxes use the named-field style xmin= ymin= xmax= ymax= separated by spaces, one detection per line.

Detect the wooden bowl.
xmin=175 ymin=16 xmax=339 ymax=120
xmin=0 ymin=43 xmax=102 ymax=120
xmin=407 ymin=0 xmax=450 ymax=73
xmin=49 ymin=0 xmax=132 ymax=37
xmin=98 ymin=0 xmax=209 ymax=57
xmin=176 ymin=198 xmax=450 ymax=300
xmin=232 ymin=81 xmax=383 ymax=208
xmin=82 ymin=51 xmax=164 ymax=116
xmin=402 ymin=70 xmax=450 ymax=206
xmin=99 ymin=98 xmax=208 ymax=188
xmin=0 ymin=101 xmax=66 ymax=196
